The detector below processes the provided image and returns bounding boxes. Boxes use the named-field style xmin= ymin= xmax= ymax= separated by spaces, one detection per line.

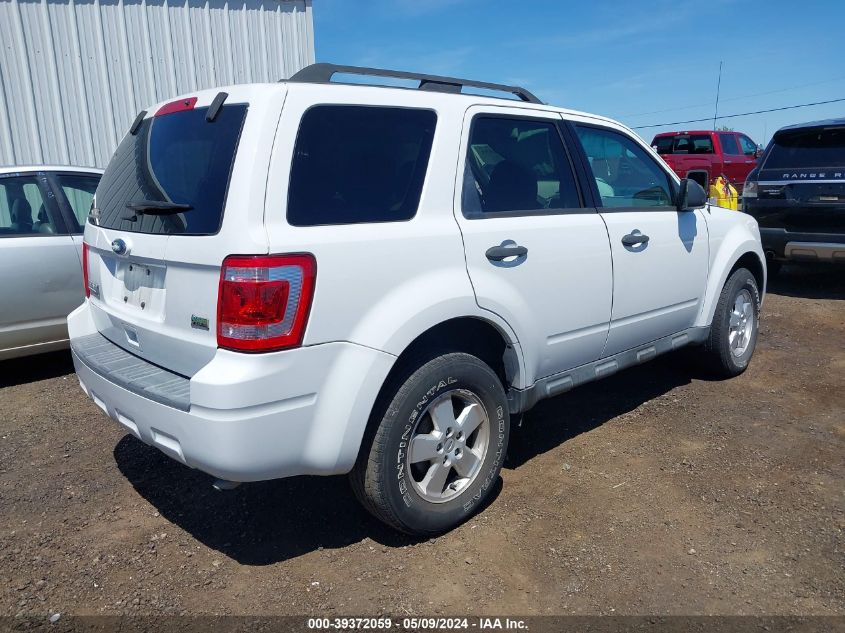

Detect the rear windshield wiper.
xmin=124 ymin=200 xmax=193 ymax=218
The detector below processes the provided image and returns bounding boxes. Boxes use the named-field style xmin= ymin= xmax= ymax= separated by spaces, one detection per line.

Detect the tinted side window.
xmin=287 ymin=106 xmax=436 ymax=226
xmin=462 ymin=117 xmax=580 ymax=216
xmin=56 ymin=174 xmax=100 ymax=232
xmin=576 ymin=126 xmax=674 ymax=208
xmin=719 ymin=133 xmax=741 ymax=155
xmin=0 ymin=175 xmax=61 ymax=236
xmin=738 ymin=135 xmax=757 ymax=156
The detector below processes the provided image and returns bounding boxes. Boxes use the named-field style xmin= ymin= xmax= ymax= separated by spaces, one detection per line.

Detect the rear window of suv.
xmin=287 ymin=105 xmax=436 ymax=226
xmin=93 ymin=104 xmax=247 ymax=235
xmin=764 ymin=127 xmax=845 ymax=170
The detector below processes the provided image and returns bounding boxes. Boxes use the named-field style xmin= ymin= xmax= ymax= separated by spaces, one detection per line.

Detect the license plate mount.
xmin=114 ymin=260 xmax=166 ymax=314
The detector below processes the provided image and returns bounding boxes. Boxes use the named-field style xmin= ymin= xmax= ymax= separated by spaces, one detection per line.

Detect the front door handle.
xmin=486 ymin=244 xmax=528 ymax=261
xmin=621 ymin=231 xmax=650 ymax=247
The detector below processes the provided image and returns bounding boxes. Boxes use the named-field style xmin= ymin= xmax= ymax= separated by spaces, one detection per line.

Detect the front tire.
xmin=702 ymin=267 xmax=760 ymax=377
xmin=350 ymin=352 xmax=510 ymax=535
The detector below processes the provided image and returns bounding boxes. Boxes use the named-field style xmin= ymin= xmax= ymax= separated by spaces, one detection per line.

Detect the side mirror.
xmin=676 ymin=178 xmax=707 ymax=211
xmin=754 ymin=147 xmax=763 ymax=158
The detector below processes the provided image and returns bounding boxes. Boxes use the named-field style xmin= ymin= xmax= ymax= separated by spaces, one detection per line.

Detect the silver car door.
xmin=0 ymin=172 xmax=83 ymax=358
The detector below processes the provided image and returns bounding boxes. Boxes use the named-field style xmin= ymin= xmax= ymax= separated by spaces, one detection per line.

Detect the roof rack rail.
xmin=287 ymin=63 xmax=542 ymax=104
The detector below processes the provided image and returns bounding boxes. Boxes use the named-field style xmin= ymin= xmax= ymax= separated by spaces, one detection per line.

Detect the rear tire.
xmin=350 ymin=352 xmax=509 ymax=535
xmin=702 ymin=267 xmax=760 ymax=377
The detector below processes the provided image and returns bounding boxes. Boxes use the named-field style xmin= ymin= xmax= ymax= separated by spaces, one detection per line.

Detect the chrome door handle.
xmin=621 ymin=232 xmax=649 ymax=247
xmin=486 ymin=244 xmax=528 ymax=261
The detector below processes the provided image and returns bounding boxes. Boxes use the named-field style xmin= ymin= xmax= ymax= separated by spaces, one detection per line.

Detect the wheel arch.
xmin=387 ymin=316 xmax=523 ymax=390
xmin=351 ymin=316 xmax=523 ymax=471
xmin=366 ymin=317 xmax=524 ymax=419
xmin=697 ymin=239 xmax=766 ymax=328
xmin=731 ymin=251 xmax=765 ymax=296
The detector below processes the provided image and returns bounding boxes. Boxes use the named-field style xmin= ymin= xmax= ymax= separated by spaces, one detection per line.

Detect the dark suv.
xmin=743 ymin=118 xmax=845 ymax=273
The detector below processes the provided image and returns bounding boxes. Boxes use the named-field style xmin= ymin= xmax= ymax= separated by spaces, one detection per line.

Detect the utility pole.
xmin=713 ymin=61 xmax=723 ymax=131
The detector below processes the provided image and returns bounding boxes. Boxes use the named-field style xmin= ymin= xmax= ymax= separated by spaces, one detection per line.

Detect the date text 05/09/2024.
xmin=306 ymin=617 xmax=529 ymax=630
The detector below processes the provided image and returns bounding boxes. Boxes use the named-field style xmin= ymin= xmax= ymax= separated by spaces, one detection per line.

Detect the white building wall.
xmin=0 ymin=0 xmax=314 ymax=167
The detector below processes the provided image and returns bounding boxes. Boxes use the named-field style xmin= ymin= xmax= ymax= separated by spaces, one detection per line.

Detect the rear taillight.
xmin=743 ymin=180 xmax=758 ymax=198
xmin=217 ymin=254 xmax=316 ymax=352
xmin=82 ymin=242 xmax=90 ymax=298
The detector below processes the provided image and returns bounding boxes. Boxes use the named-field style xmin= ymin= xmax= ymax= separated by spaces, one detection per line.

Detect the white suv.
xmin=69 ymin=64 xmax=766 ymax=535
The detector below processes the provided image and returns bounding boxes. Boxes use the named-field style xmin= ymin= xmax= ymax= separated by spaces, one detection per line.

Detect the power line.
xmin=631 ymin=97 xmax=845 ymax=129
xmin=618 ymin=75 xmax=845 ymax=119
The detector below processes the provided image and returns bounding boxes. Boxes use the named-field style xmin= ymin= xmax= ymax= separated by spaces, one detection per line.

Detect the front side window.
xmin=287 ymin=105 xmax=436 ymax=226
xmin=719 ymin=133 xmax=741 ymax=155
xmin=576 ymin=126 xmax=674 ymax=208
xmin=56 ymin=174 xmax=100 ymax=232
xmin=0 ymin=175 xmax=61 ymax=236
xmin=462 ymin=116 xmax=580 ymax=216
xmin=738 ymin=135 xmax=758 ymax=156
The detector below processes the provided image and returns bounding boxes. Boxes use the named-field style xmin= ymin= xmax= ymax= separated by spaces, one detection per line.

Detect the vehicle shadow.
xmin=113 ymin=435 xmax=503 ymax=565
xmin=506 ymin=353 xmax=702 ymax=469
xmin=112 ymin=352 xmax=703 ymax=565
xmin=766 ymin=264 xmax=845 ymax=300
xmin=0 ymin=350 xmax=75 ymax=388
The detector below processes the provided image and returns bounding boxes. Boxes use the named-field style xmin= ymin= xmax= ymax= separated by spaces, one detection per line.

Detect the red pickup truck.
xmin=651 ymin=130 xmax=760 ymax=194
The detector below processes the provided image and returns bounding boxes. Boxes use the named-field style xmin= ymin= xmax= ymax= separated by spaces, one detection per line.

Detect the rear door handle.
xmin=621 ymin=232 xmax=649 ymax=247
xmin=486 ymin=244 xmax=528 ymax=261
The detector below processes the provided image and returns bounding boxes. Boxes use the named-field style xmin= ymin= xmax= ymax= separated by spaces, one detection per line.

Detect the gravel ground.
xmin=0 ymin=265 xmax=842 ymax=618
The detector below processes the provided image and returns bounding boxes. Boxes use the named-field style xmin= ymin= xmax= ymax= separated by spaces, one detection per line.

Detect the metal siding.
xmin=0 ymin=0 xmax=313 ymax=168
xmin=48 ymin=0 xmax=91 ymax=165
xmin=78 ymin=0 xmax=121 ymax=166
xmin=209 ymin=1 xmax=234 ymax=86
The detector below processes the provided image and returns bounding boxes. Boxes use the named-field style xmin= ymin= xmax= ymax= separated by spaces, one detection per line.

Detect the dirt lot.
xmin=1 ymin=266 xmax=843 ymax=618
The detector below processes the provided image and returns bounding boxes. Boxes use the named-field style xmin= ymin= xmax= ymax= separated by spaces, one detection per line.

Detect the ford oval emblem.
xmin=111 ymin=238 xmax=127 ymax=255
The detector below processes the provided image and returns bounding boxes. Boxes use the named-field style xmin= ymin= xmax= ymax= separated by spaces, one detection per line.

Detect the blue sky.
xmin=313 ymin=0 xmax=845 ymax=146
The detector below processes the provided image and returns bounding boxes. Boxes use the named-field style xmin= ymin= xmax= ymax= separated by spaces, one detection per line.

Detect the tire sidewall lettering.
xmin=392 ymin=370 xmax=507 ymax=519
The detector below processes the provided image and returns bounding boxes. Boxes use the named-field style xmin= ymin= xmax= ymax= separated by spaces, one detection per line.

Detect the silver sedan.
xmin=0 ymin=166 xmax=102 ymax=360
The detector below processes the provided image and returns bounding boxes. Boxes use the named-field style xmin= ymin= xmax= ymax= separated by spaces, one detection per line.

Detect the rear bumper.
xmin=69 ymin=302 xmax=395 ymax=482
xmin=759 ymin=228 xmax=845 ymax=262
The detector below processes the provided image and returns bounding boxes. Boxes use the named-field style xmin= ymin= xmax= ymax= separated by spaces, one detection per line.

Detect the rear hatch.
xmin=84 ymin=84 xmax=285 ymax=376
xmin=753 ymin=124 xmax=845 ymax=233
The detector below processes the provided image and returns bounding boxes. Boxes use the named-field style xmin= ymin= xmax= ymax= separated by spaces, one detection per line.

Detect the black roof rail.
xmin=287 ymin=63 xmax=542 ymax=104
